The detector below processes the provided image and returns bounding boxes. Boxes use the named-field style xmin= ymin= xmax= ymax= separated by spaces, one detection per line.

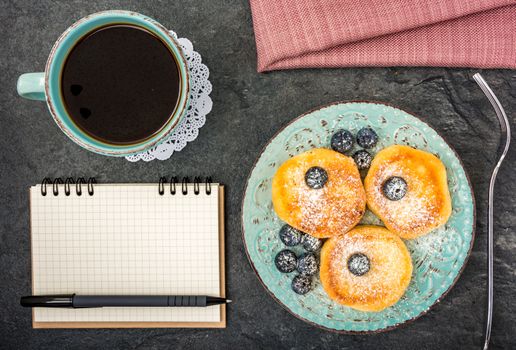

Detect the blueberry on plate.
xmin=356 ymin=127 xmax=378 ymax=149
xmin=382 ymin=176 xmax=408 ymax=201
xmin=291 ymin=274 xmax=313 ymax=295
xmin=297 ymin=253 xmax=318 ymax=276
xmin=279 ymin=224 xmax=304 ymax=246
xmin=305 ymin=166 xmax=328 ymax=189
xmin=353 ymin=150 xmax=372 ymax=170
xmin=331 ymin=129 xmax=354 ymax=154
xmin=274 ymin=249 xmax=297 ymax=273
xmin=302 ymin=234 xmax=323 ymax=252
xmin=347 ymin=252 xmax=370 ymax=276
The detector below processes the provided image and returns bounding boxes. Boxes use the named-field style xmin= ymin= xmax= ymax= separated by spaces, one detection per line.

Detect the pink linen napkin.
xmin=249 ymin=0 xmax=516 ymax=72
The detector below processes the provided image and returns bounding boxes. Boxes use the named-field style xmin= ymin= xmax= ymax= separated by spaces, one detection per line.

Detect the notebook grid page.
xmin=30 ymin=184 xmax=220 ymax=323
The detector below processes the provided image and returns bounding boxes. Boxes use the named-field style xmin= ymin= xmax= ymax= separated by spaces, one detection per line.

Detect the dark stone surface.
xmin=1 ymin=1 xmax=515 ymax=349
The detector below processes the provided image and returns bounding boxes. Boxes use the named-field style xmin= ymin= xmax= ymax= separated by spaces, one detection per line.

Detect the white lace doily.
xmin=125 ymin=31 xmax=212 ymax=162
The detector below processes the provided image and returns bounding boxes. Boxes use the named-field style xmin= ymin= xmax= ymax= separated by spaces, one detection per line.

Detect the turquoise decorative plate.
xmin=242 ymin=101 xmax=475 ymax=333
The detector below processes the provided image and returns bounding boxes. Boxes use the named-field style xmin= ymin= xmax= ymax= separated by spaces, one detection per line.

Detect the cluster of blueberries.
xmin=274 ymin=225 xmax=323 ymax=295
xmin=304 ymin=127 xmax=379 ymax=191
xmin=331 ymin=127 xmax=378 ymax=170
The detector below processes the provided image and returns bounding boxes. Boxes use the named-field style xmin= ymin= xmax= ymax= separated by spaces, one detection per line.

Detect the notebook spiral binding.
xmin=158 ymin=176 xmax=213 ymax=196
xmin=41 ymin=177 xmax=211 ymax=196
xmin=41 ymin=177 xmax=96 ymax=196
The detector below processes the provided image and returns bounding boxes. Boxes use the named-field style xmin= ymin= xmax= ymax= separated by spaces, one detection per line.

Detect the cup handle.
xmin=17 ymin=73 xmax=45 ymax=101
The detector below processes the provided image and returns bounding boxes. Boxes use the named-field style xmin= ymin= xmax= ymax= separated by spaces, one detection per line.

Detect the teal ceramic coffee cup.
xmin=17 ymin=11 xmax=189 ymax=156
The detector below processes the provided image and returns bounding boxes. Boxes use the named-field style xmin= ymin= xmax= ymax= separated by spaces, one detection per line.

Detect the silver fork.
xmin=472 ymin=73 xmax=511 ymax=350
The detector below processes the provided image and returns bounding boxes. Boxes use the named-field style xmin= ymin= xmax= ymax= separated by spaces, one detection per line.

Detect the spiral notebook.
xmin=28 ymin=177 xmax=225 ymax=329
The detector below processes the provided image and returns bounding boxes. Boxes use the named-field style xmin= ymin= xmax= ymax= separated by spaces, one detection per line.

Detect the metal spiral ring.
xmin=52 ymin=178 xmax=63 ymax=196
xmin=76 ymin=177 xmax=86 ymax=196
xmin=87 ymin=177 xmax=96 ymax=196
xmin=158 ymin=177 xmax=167 ymax=195
xmin=64 ymin=177 xmax=75 ymax=196
xmin=206 ymin=177 xmax=212 ymax=195
xmin=158 ymin=176 xmax=212 ymax=195
xmin=182 ymin=177 xmax=189 ymax=195
xmin=41 ymin=178 xmax=52 ymax=196
xmin=170 ymin=176 xmax=178 ymax=195
xmin=194 ymin=177 xmax=201 ymax=195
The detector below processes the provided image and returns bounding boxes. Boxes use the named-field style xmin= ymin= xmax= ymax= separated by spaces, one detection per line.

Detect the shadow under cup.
xmin=27 ymin=11 xmax=189 ymax=156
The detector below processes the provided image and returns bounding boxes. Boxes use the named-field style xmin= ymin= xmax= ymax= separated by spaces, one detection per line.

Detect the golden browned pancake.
xmin=272 ymin=148 xmax=366 ymax=238
xmin=364 ymin=145 xmax=452 ymax=239
xmin=320 ymin=225 xmax=413 ymax=312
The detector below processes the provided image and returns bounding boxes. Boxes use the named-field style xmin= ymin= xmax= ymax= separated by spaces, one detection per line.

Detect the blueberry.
xmin=347 ymin=253 xmax=370 ymax=276
xmin=302 ymin=234 xmax=323 ymax=252
xmin=297 ymin=253 xmax=318 ymax=276
xmin=353 ymin=150 xmax=372 ymax=170
xmin=275 ymin=249 xmax=297 ymax=273
xmin=331 ymin=129 xmax=354 ymax=154
xmin=356 ymin=127 xmax=378 ymax=149
xmin=305 ymin=166 xmax=328 ymax=189
xmin=382 ymin=176 xmax=407 ymax=201
xmin=279 ymin=224 xmax=304 ymax=246
xmin=291 ymin=274 xmax=313 ymax=295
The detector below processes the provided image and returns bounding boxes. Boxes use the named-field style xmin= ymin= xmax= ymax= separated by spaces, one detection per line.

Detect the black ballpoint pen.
xmin=20 ymin=295 xmax=231 ymax=308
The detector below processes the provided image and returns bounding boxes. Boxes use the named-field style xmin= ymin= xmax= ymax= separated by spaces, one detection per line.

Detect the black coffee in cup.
xmin=61 ymin=24 xmax=181 ymax=144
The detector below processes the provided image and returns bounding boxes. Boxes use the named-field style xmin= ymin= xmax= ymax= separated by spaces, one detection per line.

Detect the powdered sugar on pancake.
xmin=276 ymin=149 xmax=366 ymax=237
xmin=320 ymin=227 xmax=412 ymax=310
xmin=370 ymin=163 xmax=439 ymax=231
